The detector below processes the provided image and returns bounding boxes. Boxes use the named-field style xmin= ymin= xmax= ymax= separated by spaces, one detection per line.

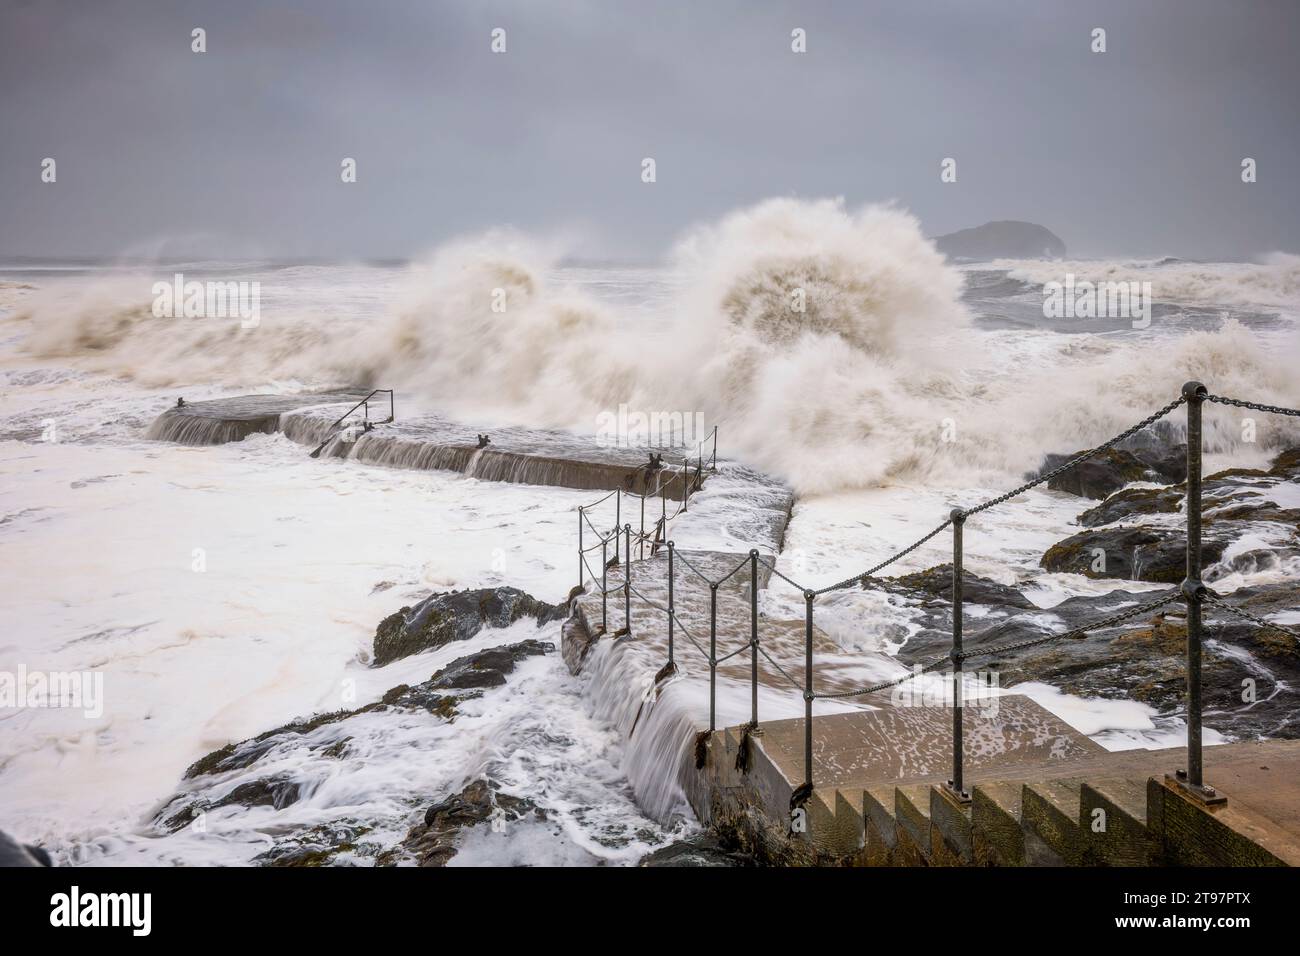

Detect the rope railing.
xmin=573 ymin=382 xmax=1300 ymax=817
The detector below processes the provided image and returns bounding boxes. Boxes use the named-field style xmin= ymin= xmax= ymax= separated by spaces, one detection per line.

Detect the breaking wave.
xmin=8 ymin=200 xmax=1299 ymax=492
xmin=993 ymin=252 xmax=1300 ymax=314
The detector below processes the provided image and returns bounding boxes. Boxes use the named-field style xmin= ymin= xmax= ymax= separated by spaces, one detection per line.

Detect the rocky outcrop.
xmin=373 ymin=587 xmax=566 ymax=666
xmin=638 ymin=831 xmax=756 ymax=867
xmin=1042 ymin=446 xmax=1300 ymax=583
xmin=1041 ymin=525 xmax=1229 ymax=582
xmin=864 ymin=563 xmax=1037 ymax=610
xmin=0 ymin=830 xmax=51 ymax=867
xmin=379 ymin=779 xmax=546 ymax=867
xmin=894 ymin=583 xmax=1300 ymax=740
xmin=1035 ymin=446 xmax=1186 ymax=500
xmin=157 ymin=639 xmax=555 ymax=854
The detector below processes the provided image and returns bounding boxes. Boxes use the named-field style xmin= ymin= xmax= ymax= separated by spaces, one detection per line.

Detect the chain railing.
xmin=574 ymin=383 xmax=1300 ymax=815
xmin=575 ymin=427 xmax=719 ymax=635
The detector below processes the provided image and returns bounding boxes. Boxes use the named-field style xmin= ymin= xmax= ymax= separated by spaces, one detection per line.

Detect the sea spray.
xmin=11 ymin=202 xmax=1299 ymax=493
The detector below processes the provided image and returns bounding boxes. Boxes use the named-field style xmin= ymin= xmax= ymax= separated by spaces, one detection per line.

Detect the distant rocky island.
xmin=933 ymin=220 xmax=1066 ymax=260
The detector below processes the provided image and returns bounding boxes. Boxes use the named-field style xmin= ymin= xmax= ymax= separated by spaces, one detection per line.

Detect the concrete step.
xmin=972 ymin=781 xmax=1025 ymax=866
xmin=894 ymin=785 xmax=934 ymax=866
xmin=833 ymin=788 xmax=867 ymax=861
xmin=929 ymin=785 xmax=974 ymax=865
xmin=1021 ymin=779 xmax=1085 ymax=865
xmin=1080 ymin=777 xmax=1156 ymax=866
xmin=863 ymin=786 xmax=899 ymax=866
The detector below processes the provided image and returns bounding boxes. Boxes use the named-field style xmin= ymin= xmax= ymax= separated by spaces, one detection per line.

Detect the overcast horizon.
xmin=3 ymin=0 xmax=1298 ymax=263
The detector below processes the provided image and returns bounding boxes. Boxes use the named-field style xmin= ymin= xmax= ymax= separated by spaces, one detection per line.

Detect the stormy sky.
xmin=2 ymin=0 xmax=1297 ymax=261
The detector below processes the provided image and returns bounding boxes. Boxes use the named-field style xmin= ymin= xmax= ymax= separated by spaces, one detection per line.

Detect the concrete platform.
xmin=754 ymin=696 xmax=1102 ymax=791
xmin=144 ymin=391 xmax=721 ymax=498
xmin=144 ymin=390 xmax=368 ymax=445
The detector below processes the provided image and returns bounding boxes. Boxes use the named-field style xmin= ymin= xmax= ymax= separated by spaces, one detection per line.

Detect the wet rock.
xmin=380 ymin=778 xmax=546 ymax=867
xmin=424 ymin=639 xmax=553 ymax=692
xmin=183 ymin=707 xmax=379 ymax=780
xmin=1035 ymin=446 xmax=1186 ymax=500
xmin=158 ymin=639 xmax=557 ymax=845
xmin=1268 ymin=448 xmax=1300 ymax=480
xmin=217 ymin=776 xmax=305 ymax=811
xmin=373 ymin=586 xmax=566 ymax=666
xmin=1079 ymin=486 xmax=1182 ymax=527
xmin=255 ymin=823 xmax=375 ymax=867
xmin=864 ymin=563 xmax=1036 ymax=610
xmin=896 ymin=583 xmax=1300 ymax=740
xmin=1041 ymin=525 xmax=1228 ymax=582
xmin=0 ymin=830 xmax=51 ymax=867
xmin=638 ymin=831 xmax=756 ymax=867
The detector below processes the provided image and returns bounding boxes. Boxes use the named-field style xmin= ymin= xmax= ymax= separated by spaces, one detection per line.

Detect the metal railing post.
xmin=711 ymin=425 xmax=718 ymax=471
xmin=803 ymin=590 xmax=815 ymax=791
xmin=639 ymin=494 xmax=646 ymax=561
xmin=667 ymin=542 xmax=676 ymax=666
xmin=680 ymin=463 xmax=688 ymax=513
xmin=750 ymin=550 xmax=759 ymax=729
xmin=615 ymin=490 xmax=621 ymax=537
xmin=1173 ymin=381 xmax=1224 ymax=804
xmin=577 ymin=506 xmax=584 ymax=591
xmin=946 ymin=509 xmax=969 ymax=802
xmin=709 ymin=582 xmax=718 ymax=732
xmin=600 ymin=532 xmax=608 ymax=631
xmin=623 ymin=523 xmax=631 ymax=634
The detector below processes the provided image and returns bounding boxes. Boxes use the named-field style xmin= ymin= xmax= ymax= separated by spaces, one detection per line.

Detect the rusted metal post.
xmin=709 ymin=582 xmax=718 ymax=732
xmin=600 ymin=532 xmax=608 ymax=631
xmin=750 ymin=550 xmax=760 ymax=728
xmin=667 ymin=542 xmax=676 ymax=666
xmin=1173 ymin=381 xmax=1224 ymax=804
xmin=577 ymin=506 xmax=584 ymax=591
xmin=623 ymin=523 xmax=631 ymax=634
xmin=804 ymin=590 xmax=814 ymax=790
xmin=946 ymin=508 xmax=969 ymax=803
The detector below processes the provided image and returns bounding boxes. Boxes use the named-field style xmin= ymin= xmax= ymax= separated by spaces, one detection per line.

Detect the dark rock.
xmin=381 ymin=778 xmax=546 ymax=867
xmin=1079 ymin=486 xmax=1182 ymax=527
xmin=895 ymin=583 xmax=1300 ymax=740
xmin=183 ymin=707 xmax=378 ymax=779
xmin=423 ymin=640 xmax=553 ymax=692
xmin=1269 ymin=448 xmax=1300 ymax=480
xmin=159 ymin=639 xmax=556 ymax=845
xmin=638 ymin=831 xmax=757 ymax=867
xmin=217 ymin=776 xmax=305 ymax=811
xmin=0 ymin=831 xmax=51 ymax=867
xmin=1036 ymin=446 xmax=1186 ymax=500
xmin=865 ymin=563 xmax=1037 ymax=610
xmin=373 ymin=586 xmax=566 ymax=666
xmin=254 ymin=823 xmax=375 ymax=867
xmin=1041 ymin=525 xmax=1228 ymax=582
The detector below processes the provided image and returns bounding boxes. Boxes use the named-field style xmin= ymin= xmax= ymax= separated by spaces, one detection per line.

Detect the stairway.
xmin=831 ymin=739 xmax=1300 ymax=866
